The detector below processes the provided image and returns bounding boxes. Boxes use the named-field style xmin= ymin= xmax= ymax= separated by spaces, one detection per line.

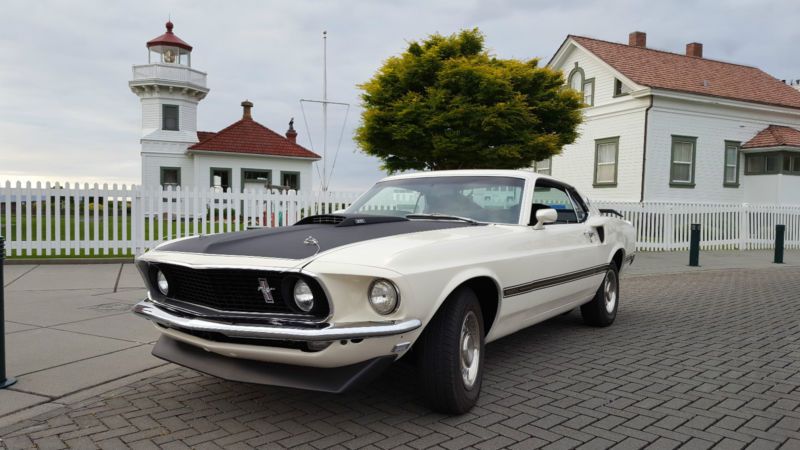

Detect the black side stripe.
xmin=503 ymin=264 xmax=610 ymax=298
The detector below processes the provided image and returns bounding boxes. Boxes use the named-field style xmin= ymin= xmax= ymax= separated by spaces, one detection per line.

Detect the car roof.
xmin=381 ymin=169 xmax=536 ymax=182
xmin=379 ymin=169 xmax=573 ymax=188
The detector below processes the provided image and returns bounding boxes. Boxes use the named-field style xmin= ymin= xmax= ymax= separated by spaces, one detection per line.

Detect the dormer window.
xmin=614 ymin=79 xmax=632 ymax=97
xmin=568 ymin=63 xmax=594 ymax=106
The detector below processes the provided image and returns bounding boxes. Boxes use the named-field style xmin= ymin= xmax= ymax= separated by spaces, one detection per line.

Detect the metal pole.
xmin=774 ymin=224 xmax=785 ymax=264
xmin=322 ymin=30 xmax=328 ymax=192
xmin=0 ymin=236 xmax=17 ymax=389
xmin=689 ymin=224 xmax=701 ymax=267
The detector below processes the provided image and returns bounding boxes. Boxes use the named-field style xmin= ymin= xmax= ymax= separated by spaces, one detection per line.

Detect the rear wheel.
xmin=581 ymin=265 xmax=619 ymax=327
xmin=418 ymin=287 xmax=484 ymax=414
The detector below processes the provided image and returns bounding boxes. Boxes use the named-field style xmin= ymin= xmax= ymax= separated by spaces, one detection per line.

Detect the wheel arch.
xmin=426 ymin=270 xmax=503 ymax=337
xmin=611 ymin=247 xmax=625 ymax=271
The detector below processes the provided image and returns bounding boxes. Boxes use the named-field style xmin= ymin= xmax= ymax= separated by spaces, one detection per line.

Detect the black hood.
xmin=157 ymin=214 xmax=477 ymax=259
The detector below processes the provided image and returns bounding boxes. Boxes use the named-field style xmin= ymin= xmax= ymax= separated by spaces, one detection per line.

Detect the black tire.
xmin=581 ymin=264 xmax=619 ymax=327
xmin=418 ymin=287 xmax=484 ymax=414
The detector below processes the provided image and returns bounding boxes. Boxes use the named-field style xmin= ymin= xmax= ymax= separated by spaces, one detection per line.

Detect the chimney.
xmin=628 ymin=31 xmax=646 ymax=48
xmin=285 ymin=117 xmax=297 ymax=143
xmin=241 ymin=100 xmax=253 ymax=120
xmin=686 ymin=42 xmax=703 ymax=58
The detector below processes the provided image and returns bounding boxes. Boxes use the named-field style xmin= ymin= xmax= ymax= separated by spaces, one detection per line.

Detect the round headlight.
xmin=156 ymin=270 xmax=169 ymax=296
xmin=293 ymin=279 xmax=315 ymax=312
xmin=368 ymin=279 xmax=399 ymax=315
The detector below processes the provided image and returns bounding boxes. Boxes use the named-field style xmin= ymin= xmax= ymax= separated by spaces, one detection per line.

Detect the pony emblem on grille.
xmin=257 ymin=278 xmax=275 ymax=304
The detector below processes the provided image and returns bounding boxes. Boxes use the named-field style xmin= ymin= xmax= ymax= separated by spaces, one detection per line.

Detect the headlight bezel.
xmin=368 ymin=278 xmax=400 ymax=315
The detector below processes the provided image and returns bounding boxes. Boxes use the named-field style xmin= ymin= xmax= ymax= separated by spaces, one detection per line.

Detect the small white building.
xmin=129 ymin=22 xmax=319 ymax=193
xmin=544 ymin=31 xmax=800 ymax=204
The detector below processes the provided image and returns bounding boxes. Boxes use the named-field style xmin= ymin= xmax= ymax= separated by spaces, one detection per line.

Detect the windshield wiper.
xmin=406 ymin=214 xmax=481 ymax=225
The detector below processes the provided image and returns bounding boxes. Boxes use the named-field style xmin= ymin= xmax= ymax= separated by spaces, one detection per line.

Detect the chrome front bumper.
xmin=133 ymin=301 xmax=422 ymax=342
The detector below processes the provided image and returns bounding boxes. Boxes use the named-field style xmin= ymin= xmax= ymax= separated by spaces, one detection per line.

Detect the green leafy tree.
xmin=356 ymin=29 xmax=583 ymax=173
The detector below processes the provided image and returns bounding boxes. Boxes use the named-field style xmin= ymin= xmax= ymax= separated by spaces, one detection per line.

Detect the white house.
xmin=544 ymin=31 xmax=800 ymax=204
xmin=129 ymin=22 xmax=319 ymax=193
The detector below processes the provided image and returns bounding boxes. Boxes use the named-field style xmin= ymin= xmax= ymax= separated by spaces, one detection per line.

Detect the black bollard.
xmin=774 ymin=224 xmax=785 ymax=264
xmin=689 ymin=224 xmax=701 ymax=267
xmin=0 ymin=236 xmax=17 ymax=389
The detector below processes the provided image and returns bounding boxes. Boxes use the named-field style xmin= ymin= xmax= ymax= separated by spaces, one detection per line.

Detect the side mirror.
xmin=532 ymin=208 xmax=558 ymax=230
xmin=587 ymin=216 xmax=607 ymax=228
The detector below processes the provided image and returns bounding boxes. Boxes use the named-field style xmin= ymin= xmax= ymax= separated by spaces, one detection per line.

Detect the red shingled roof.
xmin=189 ymin=118 xmax=320 ymax=159
xmin=147 ymin=21 xmax=192 ymax=51
xmin=568 ymin=35 xmax=800 ymax=110
xmin=196 ymin=131 xmax=217 ymax=143
xmin=742 ymin=125 xmax=800 ymax=149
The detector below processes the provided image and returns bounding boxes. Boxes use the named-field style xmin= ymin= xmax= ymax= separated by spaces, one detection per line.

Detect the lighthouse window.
xmin=162 ymin=105 xmax=179 ymax=131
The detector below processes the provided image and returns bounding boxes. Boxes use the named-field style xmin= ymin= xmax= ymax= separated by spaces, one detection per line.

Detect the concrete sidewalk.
xmin=0 ymin=263 xmax=165 ymax=419
xmin=0 ymin=249 xmax=798 ymax=422
xmin=624 ymin=249 xmax=800 ymax=277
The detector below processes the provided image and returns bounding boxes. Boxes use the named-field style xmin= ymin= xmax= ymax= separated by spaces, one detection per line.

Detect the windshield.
xmin=345 ymin=176 xmax=526 ymax=224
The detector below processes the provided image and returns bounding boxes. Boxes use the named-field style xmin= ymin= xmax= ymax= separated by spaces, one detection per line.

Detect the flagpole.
xmin=322 ymin=31 xmax=328 ymax=192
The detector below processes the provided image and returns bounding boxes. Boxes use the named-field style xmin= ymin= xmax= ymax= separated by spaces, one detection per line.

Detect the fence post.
xmin=665 ymin=205 xmax=674 ymax=251
xmin=739 ymin=203 xmax=749 ymax=250
xmin=689 ymin=224 xmax=701 ymax=267
xmin=0 ymin=236 xmax=18 ymax=389
xmin=775 ymin=224 xmax=785 ymax=264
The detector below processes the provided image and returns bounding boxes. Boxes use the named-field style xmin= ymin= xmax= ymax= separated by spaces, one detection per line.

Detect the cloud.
xmin=1 ymin=0 xmax=799 ymax=191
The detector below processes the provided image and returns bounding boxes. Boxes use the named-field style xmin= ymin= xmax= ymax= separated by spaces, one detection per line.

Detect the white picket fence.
xmin=595 ymin=201 xmax=800 ymax=251
xmin=1 ymin=181 xmax=799 ymax=257
xmin=0 ymin=182 xmax=360 ymax=257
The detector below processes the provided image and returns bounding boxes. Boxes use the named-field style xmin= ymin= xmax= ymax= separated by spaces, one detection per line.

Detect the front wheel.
xmin=418 ymin=287 xmax=484 ymax=414
xmin=581 ymin=265 xmax=619 ymax=327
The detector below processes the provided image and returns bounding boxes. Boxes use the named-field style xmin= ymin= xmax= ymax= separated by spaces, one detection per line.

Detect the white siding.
xmin=549 ymin=45 xmax=649 ymax=201
xmin=644 ymin=96 xmax=800 ymax=202
xmin=192 ymin=153 xmax=315 ymax=192
xmin=142 ymin=153 xmax=195 ymax=188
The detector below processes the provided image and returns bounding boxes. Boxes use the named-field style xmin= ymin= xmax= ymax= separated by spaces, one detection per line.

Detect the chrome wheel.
xmin=459 ymin=310 xmax=480 ymax=389
xmin=604 ymin=269 xmax=618 ymax=314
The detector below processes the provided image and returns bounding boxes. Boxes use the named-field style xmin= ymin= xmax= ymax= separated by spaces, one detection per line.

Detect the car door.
xmin=494 ymin=179 xmax=606 ymax=335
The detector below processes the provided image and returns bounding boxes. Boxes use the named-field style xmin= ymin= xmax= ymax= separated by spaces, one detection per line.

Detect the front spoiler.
xmin=153 ymin=336 xmax=395 ymax=393
xmin=133 ymin=300 xmax=421 ymax=342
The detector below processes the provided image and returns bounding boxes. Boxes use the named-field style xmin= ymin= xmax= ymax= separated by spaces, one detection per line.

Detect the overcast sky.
xmin=2 ymin=0 xmax=799 ymax=191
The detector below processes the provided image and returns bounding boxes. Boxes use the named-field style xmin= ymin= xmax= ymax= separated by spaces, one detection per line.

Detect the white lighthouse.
xmin=129 ymin=21 xmax=209 ymax=189
xmin=130 ymin=22 xmax=318 ymax=193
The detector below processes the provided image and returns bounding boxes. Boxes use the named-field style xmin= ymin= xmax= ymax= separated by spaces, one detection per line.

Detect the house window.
xmin=160 ymin=167 xmax=180 ymax=187
xmin=670 ymin=136 xmax=696 ymax=187
xmin=210 ymin=168 xmax=232 ymax=191
xmin=281 ymin=172 xmax=300 ymax=191
xmin=723 ymin=141 xmax=740 ymax=187
xmin=745 ymin=151 xmax=800 ymax=175
xmin=569 ymin=67 xmax=583 ymax=91
xmin=567 ymin=64 xmax=594 ymax=106
xmin=614 ymin=79 xmax=631 ymax=97
xmin=594 ymin=137 xmax=619 ymax=187
xmin=792 ymin=154 xmax=800 ymax=173
xmin=582 ymin=79 xmax=595 ymax=106
xmin=241 ymin=169 xmax=271 ymax=191
xmin=533 ymin=158 xmax=552 ymax=175
xmin=162 ymin=105 xmax=179 ymax=131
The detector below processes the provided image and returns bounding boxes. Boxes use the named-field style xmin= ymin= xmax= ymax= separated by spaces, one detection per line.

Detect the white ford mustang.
xmin=133 ymin=170 xmax=636 ymax=413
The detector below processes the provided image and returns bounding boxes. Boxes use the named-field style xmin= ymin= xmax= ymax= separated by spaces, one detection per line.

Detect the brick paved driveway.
xmin=2 ymin=267 xmax=800 ymax=449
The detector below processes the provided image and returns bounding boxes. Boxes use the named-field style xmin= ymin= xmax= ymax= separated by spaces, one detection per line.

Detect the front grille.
xmin=154 ymin=263 xmax=328 ymax=318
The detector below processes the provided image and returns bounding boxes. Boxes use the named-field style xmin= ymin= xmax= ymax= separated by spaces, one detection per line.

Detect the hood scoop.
xmin=294 ymin=214 xmax=409 ymax=227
